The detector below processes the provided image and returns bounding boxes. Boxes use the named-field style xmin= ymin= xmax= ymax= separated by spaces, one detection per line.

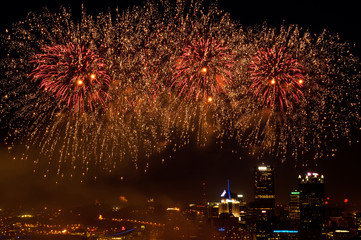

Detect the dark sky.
xmin=0 ymin=0 xmax=360 ymax=210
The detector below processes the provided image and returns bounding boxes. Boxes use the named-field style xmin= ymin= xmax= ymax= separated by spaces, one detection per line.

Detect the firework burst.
xmin=0 ymin=5 xmax=174 ymax=179
xmin=248 ymin=47 xmax=305 ymax=110
xmin=29 ymin=43 xmax=111 ymax=112
xmin=0 ymin=2 xmax=360 ymax=179
xmin=136 ymin=0 xmax=245 ymax=150
xmin=230 ymin=25 xmax=361 ymax=162
xmin=171 ymin=38 xmax=235 ymax=101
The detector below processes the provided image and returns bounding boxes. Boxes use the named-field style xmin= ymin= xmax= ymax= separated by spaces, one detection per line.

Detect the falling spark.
xmin=0 ymin=2 xmax=359 ymax=179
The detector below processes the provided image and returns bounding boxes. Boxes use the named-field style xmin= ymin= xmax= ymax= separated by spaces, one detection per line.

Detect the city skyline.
xmin=0 ymin=0 xmax=360 ymax=213
xmin=0 ymin=142 xmax=359 ymax=209
xmin=0 ymin=164 xmax=358 ymax=239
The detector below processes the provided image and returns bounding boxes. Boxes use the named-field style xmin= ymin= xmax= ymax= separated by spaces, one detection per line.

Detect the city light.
xmin=258 ymin=166 xmax=267 ymax=171
xmin=166 ymin=207 xmax=180 ymax=211
xmin=307 ymin=172 xmax=319 ymax=177
xmin=222 ymin=199 xmax=240 ymax=203
xmin=273 ymin=230 xmax=298 ymax=233
xmin=220 ymin=190 xmax=227 ymax=197
xmin=18 ymin=214 xmax=34 ymax=218
xmin=0 ymin=164 xmax=358 ymax=239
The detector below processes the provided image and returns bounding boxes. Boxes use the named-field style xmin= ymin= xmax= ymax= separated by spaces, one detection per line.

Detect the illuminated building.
xmin=356 ymin=212 xmax=361 ymax=236
xmin=254 ymin=165 xmax=275 ymax=207
xmin=288 ymin=190 xmax=300 ymax=229
xmin=184 ymin=204 xmax=205 ymax=220
xmin=218 ymin=180 xmax=246 ymax=222
xmin=333 ymin=229 xmax=353 ymax=239
xmin=210 ymin=183 xmax=249 ymax=240
xmin=299 ymin=172 xmax=326 ymax=240
xmin=250 ymin=164 xmax=275 ymax=240
xmin=272 ymin=230 xmax=299 ymax=240
xmin=207 ymin=202 xmax=220 ymax=218
xmin=164 ymin=207 xmax=183 ymax=239
xmin=211 ymin=214 xmax=243 ymax=240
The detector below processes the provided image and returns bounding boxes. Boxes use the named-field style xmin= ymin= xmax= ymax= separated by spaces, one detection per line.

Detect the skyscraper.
xmin=254 ymin=164 xmax=275 ymax=208
xmin=218 ymin=180 xmax=245 ymax=221
xmin=288 ymin=190 xmax=301 ymax=230
xmin=356 ymin=212 xmax=361 ymax=236
xmin=251 ymin=164 xmax=275 ymax=240
xmin=299 ymin=172 xmax=326 ymax=240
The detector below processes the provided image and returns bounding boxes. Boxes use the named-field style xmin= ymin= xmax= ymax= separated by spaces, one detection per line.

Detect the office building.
xmin=356 ymin=212 xmax=361 ymax=236
xmin=252 ymin=164 xmax=275 ymax=240
xmin=288 ymin=190 xmax=300 ymax=230
xmin=218 ymin=180 xmax=246 ymax=222
xmin=299 ymin=172 xmax=326 ymax=240
xmin=254 ymin=165 xmax=275 ymax=207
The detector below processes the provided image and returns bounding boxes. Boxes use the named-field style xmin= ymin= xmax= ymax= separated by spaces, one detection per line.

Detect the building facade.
xmin=299 ymin=172 xmax=326 ymax=240
xmin=218 ymin=180 xmax=246 ymax=222
xmin=252 ymin=164 xmax=275 ymax=240
xmin=356 ymin=212 xmax=361 ymax=236
xmin=288 ymin=190 xmax=300 ymax=230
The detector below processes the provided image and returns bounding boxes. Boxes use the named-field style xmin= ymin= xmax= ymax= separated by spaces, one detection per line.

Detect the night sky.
xmin=0 ymin=1 xmax=360 ymax=210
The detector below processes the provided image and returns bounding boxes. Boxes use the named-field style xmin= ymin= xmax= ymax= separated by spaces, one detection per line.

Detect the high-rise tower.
xmin=299 ymin=172 xmax=326 ymax=240
xmin=218 ymin=180 xmax=245 ymax=221
xmin=356 ymin=212 xmax=361 ymax=236
xmin=252 ymin=164 xmax=275 ymax=240
xmin=254 ymin=164 xmax=275 ymax=208
xmin=288 ymin=190 xmax=301 ymax=230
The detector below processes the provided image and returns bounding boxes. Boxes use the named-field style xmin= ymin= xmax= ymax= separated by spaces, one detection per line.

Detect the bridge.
xmin=80 ymin=218 xmax=165 ymax=239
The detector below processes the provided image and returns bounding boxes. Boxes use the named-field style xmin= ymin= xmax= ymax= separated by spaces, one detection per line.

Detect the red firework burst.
xmin=29 ymin=43 xmax=111 ymax=112
xmin=248 ymin=47 xmax=305 ymax=110
xmin=170 ymin=38 xmax=234 ymax=101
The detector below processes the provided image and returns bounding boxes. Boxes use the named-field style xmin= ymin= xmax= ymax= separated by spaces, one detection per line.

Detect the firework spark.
xmin=0 ymin=2 xmax=359 ymax=179
xmin=29 ymin=43 xmax=111 ymax=112
xmin=0 ymin=5 xmax=173 ymax=179
xmin=170 ymin=38 xmax=235 ymax=101
xmin=230 ymin=25 xmax=361 ymax=162
xmin=248 ymin=47 xmax=305 ymax=110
